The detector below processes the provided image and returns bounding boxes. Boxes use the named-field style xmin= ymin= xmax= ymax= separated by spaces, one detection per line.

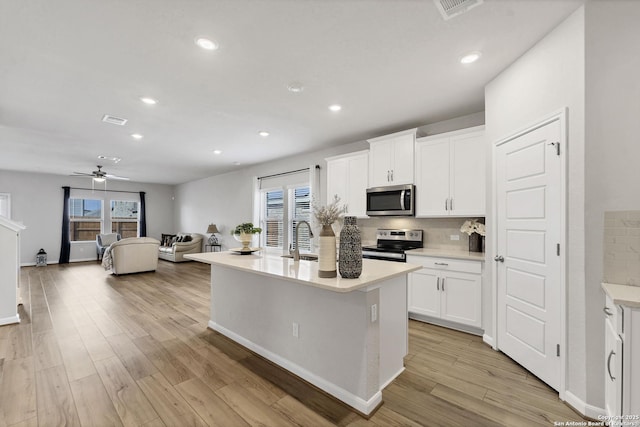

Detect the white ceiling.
xmin=0 ymin=0 xmax=584 ymax=185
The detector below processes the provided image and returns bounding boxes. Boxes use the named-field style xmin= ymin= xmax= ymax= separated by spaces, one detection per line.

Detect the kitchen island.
xmin=185 ymin=251 xmax=420 ymax=416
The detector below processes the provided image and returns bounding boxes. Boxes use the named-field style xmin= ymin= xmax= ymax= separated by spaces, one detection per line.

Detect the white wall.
xmin=584 ymin=0 xmax=640 ymax=408
xmin=0 ymin=169 xmax=175 ymax=264
xmin=485 ymin=5 xmax=587 ymax=403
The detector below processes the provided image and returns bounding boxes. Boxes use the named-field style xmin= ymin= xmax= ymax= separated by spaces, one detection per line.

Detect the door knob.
xmin=494 ymin=255 xmax=504 ymax=262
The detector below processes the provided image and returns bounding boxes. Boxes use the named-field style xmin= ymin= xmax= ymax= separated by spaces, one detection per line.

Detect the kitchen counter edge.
xmin=406 ymin=248 xmax=486 ymax=262
xmin=602 ymin=282 xmax=640 ymax=308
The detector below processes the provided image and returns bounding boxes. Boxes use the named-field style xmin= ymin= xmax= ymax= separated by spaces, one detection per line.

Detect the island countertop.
xmin=185 ymin=251 xmax=421 ymax=293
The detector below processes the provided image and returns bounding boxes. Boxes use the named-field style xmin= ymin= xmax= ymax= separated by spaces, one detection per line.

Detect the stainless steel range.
xmin=362 ymin=229 xmax=423 ymax=262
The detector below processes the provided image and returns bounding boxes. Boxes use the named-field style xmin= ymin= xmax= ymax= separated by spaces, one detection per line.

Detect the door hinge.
xmin=557 ymin=243 xmax=560 ymax=256
xmin=549 ymin=141 xmax=560 ymax=156
xmin=557 ymin=344 xmax=560 ymax=357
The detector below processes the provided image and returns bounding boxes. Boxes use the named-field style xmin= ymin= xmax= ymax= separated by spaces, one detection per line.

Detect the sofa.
xmin=158 ymin=233 xmax=204 ymax=262
xmin=104 ymin=237 xmax=160 ymax=275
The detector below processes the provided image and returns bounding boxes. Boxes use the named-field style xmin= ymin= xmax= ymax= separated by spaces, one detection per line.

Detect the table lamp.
xmin=206 ymin=224 xmax=220 ymax=244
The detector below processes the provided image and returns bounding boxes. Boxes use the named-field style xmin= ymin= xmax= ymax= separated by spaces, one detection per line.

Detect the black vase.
xmin=469 ymin=233 xmax=484 ymax=253
xmin=339 ymin=216 xmax=362 ymax=278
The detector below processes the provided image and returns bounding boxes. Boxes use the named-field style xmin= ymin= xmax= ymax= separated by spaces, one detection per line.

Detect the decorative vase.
xmin=234 ymin=232 xmax=254 ymax=251
xmin=318 ymin=224 xmax=337 ymax=278
xmin=339 ymin=216 xmax=362 ymax=279
xmin=469 ymin=232 xmax=483 ymax=253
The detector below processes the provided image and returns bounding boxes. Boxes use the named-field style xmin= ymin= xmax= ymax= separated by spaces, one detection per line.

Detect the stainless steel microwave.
xmin=366 ymin=184 xmax=415 ymax=216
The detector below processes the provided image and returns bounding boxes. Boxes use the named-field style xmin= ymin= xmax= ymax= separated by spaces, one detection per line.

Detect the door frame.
xmin=491 ymin=108 xmax=568 ymax=399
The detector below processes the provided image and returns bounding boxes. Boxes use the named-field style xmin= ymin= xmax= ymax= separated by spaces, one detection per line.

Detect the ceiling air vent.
xmin=101 ymin=114 xmax=128 ymax=126
xmin=434 ymin=0 xmax=483 ymax=20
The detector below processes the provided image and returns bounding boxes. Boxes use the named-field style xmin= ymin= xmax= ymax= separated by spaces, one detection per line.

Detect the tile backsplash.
xmin=603 ymin=211 xmax=640 ymax=286
xmin=346 ymin=216 xmax=484 ymax=252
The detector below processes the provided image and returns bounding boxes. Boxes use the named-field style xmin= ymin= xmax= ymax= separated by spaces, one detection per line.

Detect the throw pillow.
xmin=183 ymin=235 xmax=192 ymax=242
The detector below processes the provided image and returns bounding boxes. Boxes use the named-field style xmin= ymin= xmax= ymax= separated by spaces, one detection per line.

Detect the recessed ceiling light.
xmin=213 ymin=150 xmax=222 ymax=155
xmin=287 ymin=83 xmax=304 ymax=93
xmin=140 ymin=97 xmax=158 ymax=105
xmin=195 ymin=37 xmax=218 ymax=51
xmin=460 ymin=51 xmax=481 ymax=64
xmin=97 ymin=155 xmax=122 ymax=163
xmin=328 ymin=104 xmax=342 ymax=112
xmin=258 ymin=131 xmax=270 ymax=137
xmin=131 ymin=133 xmax=144 ymax=140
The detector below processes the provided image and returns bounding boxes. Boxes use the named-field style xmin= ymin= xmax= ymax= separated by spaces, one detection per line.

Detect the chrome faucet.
xmin=292 ymin=220 xmax=314 ymax=261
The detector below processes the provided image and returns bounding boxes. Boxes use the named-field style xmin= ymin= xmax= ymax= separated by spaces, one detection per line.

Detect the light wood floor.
xmin=0 ymin=261 xmax=587 ymax=426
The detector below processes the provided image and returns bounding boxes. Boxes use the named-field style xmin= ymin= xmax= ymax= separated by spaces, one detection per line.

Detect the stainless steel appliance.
xmin=362 ymin=229 xmax=423 ymax=262
xmin=366 ymin=184 xmax=415 ymax=216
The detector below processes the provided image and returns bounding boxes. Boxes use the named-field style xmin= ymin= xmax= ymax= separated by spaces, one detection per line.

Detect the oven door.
xmin=362 ymin=249 xmax=406 ymax=262
xmin=366 ymin=184 xmax=414 ymax=216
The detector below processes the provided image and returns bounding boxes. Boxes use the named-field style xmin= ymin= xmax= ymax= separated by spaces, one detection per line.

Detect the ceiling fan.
xmin=71 ymin=165 xmax=130 ymax=182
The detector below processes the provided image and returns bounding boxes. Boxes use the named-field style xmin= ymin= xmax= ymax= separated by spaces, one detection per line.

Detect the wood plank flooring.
xmin=0 ymin=261 xmax=587 ymax=426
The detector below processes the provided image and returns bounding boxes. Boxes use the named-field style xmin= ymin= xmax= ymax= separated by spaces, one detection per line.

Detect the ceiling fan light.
xmin=93 ymin=177 xmax=106 ymax=183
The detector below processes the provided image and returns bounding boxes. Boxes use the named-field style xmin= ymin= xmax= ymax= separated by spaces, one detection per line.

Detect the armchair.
xmin=97 ymin=233 xmax=121 ymax=260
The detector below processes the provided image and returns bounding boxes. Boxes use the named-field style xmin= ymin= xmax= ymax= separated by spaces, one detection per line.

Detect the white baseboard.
xmin=482 ymin=333 xmax=496 ymax=349
xmin=0 ymin=314 xmax=20 ymax=326
xmin=564 ymin=390 xmax=606 ymax=420
xmin=208 ymin=320 xmax=382 ymax=416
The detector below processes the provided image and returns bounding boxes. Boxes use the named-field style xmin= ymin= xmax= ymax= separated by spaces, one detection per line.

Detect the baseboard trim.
xmin=409 ymin=313 xmax=483 ymax=336
xmin=482 ymin=333 xmax=496 ymax=349
xmin=0 ymin=314 xmax=20 ymax=326
xmin=564 ymin=390 xmax=606 ymax=420
xmin=208 ymin=320 xmax=382 ymax=416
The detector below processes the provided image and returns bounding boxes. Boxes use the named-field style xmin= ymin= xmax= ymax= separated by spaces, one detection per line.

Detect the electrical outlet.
xmin=450 ymin=234 xmax=460 ymax=241
xmin=292 ymin=322 xmax=299 ymax=338
xmin=370 ymin=304 xmax=378 ymax=323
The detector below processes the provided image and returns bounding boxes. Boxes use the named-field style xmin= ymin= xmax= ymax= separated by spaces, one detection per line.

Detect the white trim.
xmin=492 ymin=108 xmax=568 ymax=399
xmin=0 ymin=314 xmax=20 ymax=326
xmin=367 ymin=127 xmax=418 ymax=144
xmin=564 ymin=390 xmax=606 ymax=420
xmin=208 ymin=320 xmax=383 ymax=416
xmin=482 ymin=333 xmax=495 ymax=349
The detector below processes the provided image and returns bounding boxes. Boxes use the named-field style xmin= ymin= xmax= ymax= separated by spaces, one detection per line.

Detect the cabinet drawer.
xmin=407 ymin=255 xmax=481 ymax=275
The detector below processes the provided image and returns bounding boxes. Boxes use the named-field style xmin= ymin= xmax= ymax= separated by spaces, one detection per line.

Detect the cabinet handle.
xmin=391 ymin=170 xmax=394 ymax=181
xmin=387 ymin=170 xmax=390 ymax=182
xmin=434 ymin=262 xmax=449 ymax=266
xmin=607 ymin=350 xmax=616 ymax=381
xmin=603 ymin=307 xmax=613 ymax=316
xmin=436 ymin=277 xmax=440 ymax=291
xmin=445 ymin=198 xmax=449 ymax=211
xmin=450 ymin=198 xmax=454 ymax=211
xmin=441 ymin=278 xmax=445 ymax=291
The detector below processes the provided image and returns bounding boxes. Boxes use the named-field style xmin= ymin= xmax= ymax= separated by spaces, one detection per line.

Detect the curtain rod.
xmin=257 ymin=164 xmax=320 ymax=181
xmin=64 ymin=186 xmax=143 ymax=194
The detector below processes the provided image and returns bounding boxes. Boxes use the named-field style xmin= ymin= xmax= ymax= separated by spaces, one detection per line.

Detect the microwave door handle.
xmin=400 ymin=190 xmax=405 ymax=211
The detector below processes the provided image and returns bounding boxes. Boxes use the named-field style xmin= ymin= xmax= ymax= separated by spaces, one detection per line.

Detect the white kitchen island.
xmin=185 ymin=251 xmax=420 ymax=416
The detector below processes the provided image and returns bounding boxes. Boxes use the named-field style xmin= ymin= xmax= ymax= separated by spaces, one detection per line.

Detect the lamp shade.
xmin=206 ymin=224 xmax=220 ymax=234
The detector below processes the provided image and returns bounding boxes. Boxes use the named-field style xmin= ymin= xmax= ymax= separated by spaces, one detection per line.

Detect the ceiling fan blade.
xmin=71 ymin=172 xmax=94 ymax=177
xmin=105 ymin=174 xmax=130 ymax=181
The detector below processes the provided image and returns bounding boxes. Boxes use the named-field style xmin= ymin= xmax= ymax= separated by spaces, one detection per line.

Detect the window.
xmin=260 ymin=185 xmax=311 ymax=252
xmin=264 ymin=190 xmax=284 ymax=248
xmin=111 ymin=200 xmax=139 ymax=238
xmin=69 ymin=198 xmax=102 ymax=242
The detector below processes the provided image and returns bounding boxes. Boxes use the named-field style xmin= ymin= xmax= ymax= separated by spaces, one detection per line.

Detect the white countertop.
xmin=185 ymin=251 xmax=421 ymax=293
xmin=406 ymin=247 xmax=486 ymax=262
xmin=602 ymin=282 xmax=640 ymax=309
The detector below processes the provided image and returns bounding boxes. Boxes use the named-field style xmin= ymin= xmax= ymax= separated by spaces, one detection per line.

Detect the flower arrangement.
xmin=460 ymin=219 xmax=486 ymax=236
xmin=231 ymin=222 xmax=262 ymax=235
xmin=312 ymin=195 xmax=347 ymax=226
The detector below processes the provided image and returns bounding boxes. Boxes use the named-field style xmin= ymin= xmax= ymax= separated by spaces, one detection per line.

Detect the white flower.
xmin=460 ymin=219 xmax=486 ymax=236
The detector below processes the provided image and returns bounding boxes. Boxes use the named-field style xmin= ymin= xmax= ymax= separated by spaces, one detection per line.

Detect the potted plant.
xmin=460 ymin=219 xmax=486 ymax=252
xmin=232 ymin=222 xmax=262 ymax=252
xmin=312 ymin=195 xmax=346 ymax=278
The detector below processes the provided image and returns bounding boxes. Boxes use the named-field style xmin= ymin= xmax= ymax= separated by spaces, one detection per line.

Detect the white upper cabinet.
xmin=326 ymin=150 xmax=369 ymax=218
xmin=368 ymin=128 xmax=417 ymax=187
xmin=415 ymin=126 xmax=486 ymax=217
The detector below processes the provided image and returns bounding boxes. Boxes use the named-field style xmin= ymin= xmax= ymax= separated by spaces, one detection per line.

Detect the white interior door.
xmin=495 ymin=118 xmax=563 ymax=391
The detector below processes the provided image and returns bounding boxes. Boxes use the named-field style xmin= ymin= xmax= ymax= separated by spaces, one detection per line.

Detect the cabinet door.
xmin=327 ymin=158 xmax=348 ymax=206
xmin=368 ymin=141 xmax=393 ymax=187
xmin=440 ymin=271 xmax=482 ymax=328
xmin=408 ymin=269 xmax=441 ymax=318
xmin=390 ymin=134 xmax=415 ymax=185
xmin=450 ymin=132 xmax=486 ymax=216
xmin=605 ymin=318 xmax=623 ymax=418
xmin=415 ymin=137 xmax=450 ymax=216
xmin=347 ymin=153 xmax=368 ymax=217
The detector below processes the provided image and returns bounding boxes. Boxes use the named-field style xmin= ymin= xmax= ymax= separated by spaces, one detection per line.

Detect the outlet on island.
xmin=292 ymin=322 xmax=299 ymax=338
xmin=450 ymin=234 xmax=460 ymax=241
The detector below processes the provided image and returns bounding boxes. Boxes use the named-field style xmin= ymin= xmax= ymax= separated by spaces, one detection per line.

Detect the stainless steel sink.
xmin=281 ymin=254 xmax=319 ymax=262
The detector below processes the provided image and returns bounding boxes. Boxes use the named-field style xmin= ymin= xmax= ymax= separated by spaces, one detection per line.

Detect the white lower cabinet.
xmin=407 ymin=255 xmax=482 ymax=330
xmin=603 ymin=291 xmax=640 ymax=425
